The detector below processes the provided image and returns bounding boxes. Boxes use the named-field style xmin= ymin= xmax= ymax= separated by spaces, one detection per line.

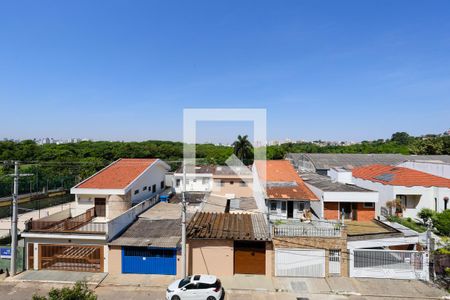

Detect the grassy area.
xmin=387 ymin=216 xmax=427 ymax=233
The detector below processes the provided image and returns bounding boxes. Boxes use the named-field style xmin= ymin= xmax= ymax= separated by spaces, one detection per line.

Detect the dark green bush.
xmin=433 ymin=210 xmax=450 ymax=236
xmin=418 ymin=208 xmax=436 ymax=224
xmin=32 ymin=281 xmax=96 ymax=300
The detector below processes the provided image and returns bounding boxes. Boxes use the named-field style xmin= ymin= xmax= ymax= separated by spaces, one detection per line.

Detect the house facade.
xmin=352 ymin=164 xmax=450 ymax=218
xmin=301 ymin=172 xmax=379 ymax=222
xmin=21 ymin=158 xmax=170 ymax=273
xmin=253 ymin=160 xmax=318 ymax=220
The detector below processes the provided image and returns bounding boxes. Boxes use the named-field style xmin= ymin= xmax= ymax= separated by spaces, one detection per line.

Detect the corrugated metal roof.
xmin=300 ymin=172 xmax=375 ymax=192
xmin=187 ymin=212 xmax=270 ymax=241
xmin=109 ymin=218 xmax=181 ymax=248
xmin=287 ymin=153 xmax=450 ymax=171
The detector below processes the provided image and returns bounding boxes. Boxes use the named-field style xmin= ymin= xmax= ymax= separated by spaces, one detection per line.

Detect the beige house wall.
xmin=108 ymin=191 xmax=132 ymax=219
xmin=187 ymin=240 xmax=234 ymax=276
xmin=265 ymin=242 xmax=274 ymax=277
xmin=108 ymin=245 xmax=122 ymax=274
xmin=212 ymin=175 xmax=254 ymax=198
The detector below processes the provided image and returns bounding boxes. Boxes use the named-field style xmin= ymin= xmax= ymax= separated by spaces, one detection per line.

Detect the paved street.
xmin=0 ymin=276 xmax=448 ymax=300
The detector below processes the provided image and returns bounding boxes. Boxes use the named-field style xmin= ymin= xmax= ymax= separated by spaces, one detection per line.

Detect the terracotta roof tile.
xmin=76 ymin=158 xmax=158 ymax=189
xmin=255 ymin=160 xmax=318 ymax=201
xmin=352 ymin=164 xmax=450 ymax=188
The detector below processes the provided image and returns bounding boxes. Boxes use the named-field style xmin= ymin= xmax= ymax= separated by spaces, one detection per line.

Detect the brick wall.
xmin=355 ymin=203 xmax=375 ymax=221
xmin=272 ymin=227 xmax=348 ymax=277
xmin=324 ymin=202 xmax=339 ymax=220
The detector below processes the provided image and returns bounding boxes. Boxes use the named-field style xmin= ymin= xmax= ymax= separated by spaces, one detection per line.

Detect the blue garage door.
xmin=122 ymin=246 xmax=177 ymax=275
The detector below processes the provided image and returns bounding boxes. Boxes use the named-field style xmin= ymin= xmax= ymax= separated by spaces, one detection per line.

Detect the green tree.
xmin=391 ymin=132 xmax=412 ymax=145
xmin=232 ymin=135 xmax=253 ymax=164
xmin=433 ymin=210 xmax=450 ymax=236
xmin=32 ymin=281 xmax=97 ymax=300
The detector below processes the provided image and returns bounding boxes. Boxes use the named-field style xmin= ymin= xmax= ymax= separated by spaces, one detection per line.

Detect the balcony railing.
xmin=25 ymin=208 xmax=106 ymax=234
xmin=273 ymin=222 xmax=341 ymax=238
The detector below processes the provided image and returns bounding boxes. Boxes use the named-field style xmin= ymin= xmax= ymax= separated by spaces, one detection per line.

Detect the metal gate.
xmin=275 ymin=248 xmax=325 ymax=277
xmin=122 ymin=246 xmax=176 ymax=275
xmin=329 ymin=250 xmax=341 ymax=275
xmin=39 ymin=244 xmax=103 ymax=272
xmin=350 ymin=249 xmax=428 ymax=280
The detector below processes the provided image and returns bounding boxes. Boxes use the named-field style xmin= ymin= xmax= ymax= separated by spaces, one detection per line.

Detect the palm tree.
xmin=232 ymin=135 xmax=253 ymax=164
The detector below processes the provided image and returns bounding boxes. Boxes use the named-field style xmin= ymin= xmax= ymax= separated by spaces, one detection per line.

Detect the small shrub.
xmin=433 ymin=210 xmax=450 ymax=236
xmin=418 ymin=208 xmax=436 ymax=224
xmin=32 ymin=281 xmax=97 ymax=300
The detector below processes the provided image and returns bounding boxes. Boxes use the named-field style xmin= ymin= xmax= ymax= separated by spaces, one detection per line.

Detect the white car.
xmin=166 ymin=274 xmax=224 ymax=300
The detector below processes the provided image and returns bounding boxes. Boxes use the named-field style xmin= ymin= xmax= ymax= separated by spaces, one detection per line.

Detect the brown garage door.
xmin=234 ymin=241 xmax=266 ymax=275
xmin=39 ymin=244 xmax=103 ymax=272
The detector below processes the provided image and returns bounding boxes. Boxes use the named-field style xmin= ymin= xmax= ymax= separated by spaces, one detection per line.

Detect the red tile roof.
xmin=255 ymin=160 xmax=318 ymax=200
xmin=352 ymin=164 xmax=450 ymax=188
xmin=76 ymin=158 xmax=158 ymax=189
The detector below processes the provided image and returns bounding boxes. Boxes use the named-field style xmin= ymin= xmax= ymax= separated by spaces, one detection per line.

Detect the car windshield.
xmin=178 ymin=276 xmax=191 ymax=288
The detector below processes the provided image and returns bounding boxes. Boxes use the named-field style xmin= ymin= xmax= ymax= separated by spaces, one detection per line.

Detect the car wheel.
xmin=207 ymin=296 xmax=216 ymax=300
xmin=171 ymin=296 xmax=180 ymax=300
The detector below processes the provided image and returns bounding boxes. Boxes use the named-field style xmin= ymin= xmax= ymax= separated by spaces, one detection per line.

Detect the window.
xmin=239 ymin=181 xmax=246 ymax=187
xmin=143 ymin=186 xmax=147 ymax=191
xmin=178 ymin=277 xmax=191 ymax=288
xmin=363 ymin=202 xmax=374 ymax=208
xmin=184 ymin=283 xmax=198 ymax=290
xmin=160 ymin=181 xmax=165 ymax=189
xmin=281 ymin=201 xmax=287 ymax=212
xmin=298 ymin=202 xmax=305 ymax=211
xmin=229 ymin=181 xmax=234 ymax=185
xmin=134 ymin=190 xmax=139 ymax=195
xmin=176 ymin=179 xmax=181 ymax=187
xmin=445 ymin=197 xmax=449 ymax=210
xmin=270 ymin=201 xmax=277 ymax=211
xmin=152 ymin=184 xmax=156 ymax=193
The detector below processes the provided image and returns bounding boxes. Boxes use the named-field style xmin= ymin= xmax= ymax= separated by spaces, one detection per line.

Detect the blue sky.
xmin=1 ymin=1 xmax=449 ymax=143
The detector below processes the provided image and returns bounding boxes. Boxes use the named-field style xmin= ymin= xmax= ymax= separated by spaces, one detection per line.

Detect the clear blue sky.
xmin=1 ymin=1 xmax=449 ymax=143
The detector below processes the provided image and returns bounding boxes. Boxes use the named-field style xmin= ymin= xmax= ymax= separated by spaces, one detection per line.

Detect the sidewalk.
xmin=7 ymin=270 xmax=107 ymax=286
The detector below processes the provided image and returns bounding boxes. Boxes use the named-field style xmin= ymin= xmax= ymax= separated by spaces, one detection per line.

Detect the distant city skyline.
xmin=1 ymin=1 xmax=449 ymax=142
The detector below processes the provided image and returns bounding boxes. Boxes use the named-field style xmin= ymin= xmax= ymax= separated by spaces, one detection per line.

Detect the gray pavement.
xmin=2 ymin=271 xmax=448 ymax=300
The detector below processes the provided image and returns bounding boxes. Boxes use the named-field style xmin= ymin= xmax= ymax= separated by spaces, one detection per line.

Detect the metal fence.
xmin=350 ymin=249 xmax=428 ymax=280
xmin=273 ymin=223 xmax=341 ymax=237
xmin=39 ymin=244 xmax=103 ymax=272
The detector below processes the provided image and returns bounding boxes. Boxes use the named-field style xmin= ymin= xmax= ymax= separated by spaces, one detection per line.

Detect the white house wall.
xmin=172 ymin=173 xmax=213 ymax=193
xmin=399 ymin=161 xmax=450 ymax=179
xmin=128 ymin=163 xmax=168 ymax=203
xmin=352 ymin=177 xmax=450 ymax=218
xmin=304 ymin=182 xmax=324 ymax=218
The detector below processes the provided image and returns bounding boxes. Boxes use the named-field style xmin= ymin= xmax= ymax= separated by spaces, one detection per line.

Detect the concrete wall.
xmin=173 ymin=173 xmax=213 ymax=193
xmin=399 ymin=161 xmax=450 ymax=179
xmin=130 ymin=163 xmax=168 ymax=203
xmin=211 ymin=176 xmax=253 ymax=198
xmin=273 ymin=228 xmax=348 ymax=277
xmin=187 ymin=239 xmax=234 ymax=276
xmin=108 ymin=192 xmax=132 ymax=219
xmin=108 ymin=245 xmax=122 ymax=274
xmin=268 ymin=200 xmax=310 ymax=220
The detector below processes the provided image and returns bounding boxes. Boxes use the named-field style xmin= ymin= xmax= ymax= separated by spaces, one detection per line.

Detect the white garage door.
xmin=275 ymin=248 xmax=325 ymax=277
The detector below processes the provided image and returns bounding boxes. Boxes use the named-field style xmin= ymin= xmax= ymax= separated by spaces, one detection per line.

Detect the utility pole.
xmin=181 ymin=161 xmax=187 ymax=278
xmin=9 ymin=161 xmax=33 ymax=276
xmin=10 ymin=161 xmax=19 ymax=276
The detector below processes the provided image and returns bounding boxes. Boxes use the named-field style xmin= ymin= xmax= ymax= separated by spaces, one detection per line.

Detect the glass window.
xmin=152 ymin=184 xmax=156 ymax=193
xmin=176 ymin=179 xmax=181 ymax=187
xmin=229 ymin=181 xmax=234 ymax=185
xmin=363 ymin=202 xmax=374 ymax=208
xmin=143 ymin=186 xmax=147 ymax=191
xmin=281 ymin=201 xmax=287 ymax=212
xmin=270 ymin=201 xmax=277 ymax=211
xmin=160 ymin=181 xmax=165 ymax=189
xmin=185 ymin=283 xmax=198 ymax=290
xmin=298 ymin=202 xmax=305 ymax=211
xmin=134 ymin=190 xmax=139 ymax=195
xmin=178 ymin=277 xmax=191 ymax=288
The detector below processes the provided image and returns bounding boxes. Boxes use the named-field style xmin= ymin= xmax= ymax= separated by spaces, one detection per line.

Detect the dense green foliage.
xmin=387 ymin=215 xmax=427 ymax=233
xmin=0 ymin=132 xmax=448 ymax=197
xmin=418 ymin=208 xmax=436 ymax=224
xmin=32 ymin=281 xmax=97 ymax=300
xmin=433 ymin=210 xmax=450 ymax=236
xmin=232 ymin=135 xmax=253 ymax=164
